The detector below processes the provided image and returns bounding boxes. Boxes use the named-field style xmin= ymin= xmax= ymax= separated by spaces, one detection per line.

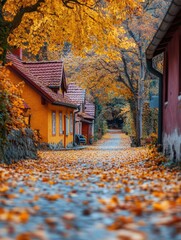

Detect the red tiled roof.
xmin=78 ymin=112 xmax=94 ymax=120
xmin=6 ymin=53 xmax=77 ymax=109
xmin=24 ymin=61 xmax=66 ymax=90
xmin=65 ymin=82 xmax=86 ymax=105
xmin=85 ymin=101 xmax=95 ymax=117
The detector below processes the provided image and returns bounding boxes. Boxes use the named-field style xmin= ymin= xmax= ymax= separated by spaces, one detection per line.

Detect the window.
xmin=52 ymin=111 xmax=56 ymax=135
xmin=70 ymin=113 xmax=73 ymax=133
xmin=66 ymin=115 xmax=69 ymax=136
xmin=164 ymin=51 xmax=168 ymax=102
xmin=59 ymin=112 xmax=63 ymax=134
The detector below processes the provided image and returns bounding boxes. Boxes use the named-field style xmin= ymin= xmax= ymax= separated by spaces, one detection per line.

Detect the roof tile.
xmin=24 ymin=61 xmax=64 ymax=87
xmin=85 ymin=100 xmax=95 ymax=117
xmin=65 ymin=82 xmax=86 ymax=105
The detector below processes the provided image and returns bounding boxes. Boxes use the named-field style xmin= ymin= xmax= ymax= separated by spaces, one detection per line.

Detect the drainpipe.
xmin=73 ymin=105 xmax=80 ymax=146
xmin=146 ymin=59 xmax=163 ymax=147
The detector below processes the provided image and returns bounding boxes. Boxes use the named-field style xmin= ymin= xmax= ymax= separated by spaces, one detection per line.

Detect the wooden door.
xmin=82 ymin=123 xmax=89 ymax=144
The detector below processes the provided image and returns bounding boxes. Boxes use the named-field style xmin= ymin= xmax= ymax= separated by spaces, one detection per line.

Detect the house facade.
xmin=65 ymin=83 xmax=95 ymax=144
xmin=146 ymin=0 xmax=181 ymax=161
xmin=7 ymin=52 xmax=77 ymax=148
xmin=83 ymin=100 xmax=95 ymax=143
xmin=65 ymin=82 xmax=86 ymax=135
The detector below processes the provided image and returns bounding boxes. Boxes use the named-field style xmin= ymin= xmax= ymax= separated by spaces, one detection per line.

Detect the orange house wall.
xmin=48 ymin=104 xmax=74 ymax=146
xmin=9 ymin=70 xmax=74 ymax=146
xmin=9 ymin=70 xmax=49 ymax=142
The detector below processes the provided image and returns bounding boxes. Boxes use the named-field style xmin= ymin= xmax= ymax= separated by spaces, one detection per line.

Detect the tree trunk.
xmin=137 ymin=46 xmax=146 ymax=146
xmin=0 ymin=20 xmax=9 ymax=65
xmin=129 ymin=97 xmax=140 ymax=146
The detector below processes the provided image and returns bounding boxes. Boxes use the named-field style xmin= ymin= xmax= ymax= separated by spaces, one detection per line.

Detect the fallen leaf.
xmin=44 ymin=194 xmax=63 ymax=201
xmin=153 ymin=201 xmax=170 ymax=211
xmin=62 ymin=212 xmax=76 ymax=221
xmin=16 ymin=232 xmax=31 ymax=240
xmin=117 ymin=229 xmax=147 ymax=240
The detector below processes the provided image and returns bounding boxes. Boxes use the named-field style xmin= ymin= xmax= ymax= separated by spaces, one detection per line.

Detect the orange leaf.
xmin=153 ymin=201 xmax=170 ymax=211
xmin=19 ymin=211 xmax=29 ymax=223
xmin=44 ymin=194 xmax=63 ymax=201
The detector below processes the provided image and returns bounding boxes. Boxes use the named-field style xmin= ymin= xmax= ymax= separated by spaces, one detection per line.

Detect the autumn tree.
xmin=62 ymin=0 xmax=171 ymax=146
xmin=0 ymin=0 xmax=143 ymax=162
xmin=0 ymin=66 xmax=25 ymax=160
xmin=121 ymin=0 xmax=171 ymax=145
xmin=0 ymin=0 xmax=141 ymax=126
xmin=0 ymin=0 xmax=142 ymax=65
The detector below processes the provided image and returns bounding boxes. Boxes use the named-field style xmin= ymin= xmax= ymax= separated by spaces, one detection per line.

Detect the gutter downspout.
xmin=73 ymin=106 xmax=80 ymax=146
xmin=147 ymin=59 xmax=163 ymax=147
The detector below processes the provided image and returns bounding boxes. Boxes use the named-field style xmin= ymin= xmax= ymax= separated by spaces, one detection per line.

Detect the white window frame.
xmin=52 ymin=111 xmax=56 ymax=135
xmin=59 ymin=112 xmax=63 ymax=134
xmin=70 ymin=113 xmax=73 ymax=133
xmin=66 ymin=115 xmax=69 ymax=136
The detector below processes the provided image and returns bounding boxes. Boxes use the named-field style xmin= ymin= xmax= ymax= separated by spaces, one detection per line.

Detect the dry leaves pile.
xmin=0 ymin=133 xmax=181 ymax=240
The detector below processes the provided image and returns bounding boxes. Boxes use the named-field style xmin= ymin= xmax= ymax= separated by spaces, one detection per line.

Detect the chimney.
xmin=12 ymin=48 xmax=23 ymax=60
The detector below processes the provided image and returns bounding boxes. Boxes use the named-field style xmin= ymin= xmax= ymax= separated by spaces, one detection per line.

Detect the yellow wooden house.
xmin=7 ymin=52 xmax=77 ymax=148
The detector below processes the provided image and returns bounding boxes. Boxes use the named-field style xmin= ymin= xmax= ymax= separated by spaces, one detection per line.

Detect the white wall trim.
xmin=178 ymin=95 xmax=181 ymax=101
xmin=163 ymin=129 xmax=181 ymax=162
xmin=164 ymin=101 xmax=168 ymax=107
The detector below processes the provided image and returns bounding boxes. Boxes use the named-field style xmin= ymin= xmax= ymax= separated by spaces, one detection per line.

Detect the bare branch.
xmin=121 ymin=51 xmax=135 ymax=93
xmin=84 ymin=11 xmax=98 ymax=23
xmin=125 ymin=20 xmax=140 ymax=46
xmin=121 ymin=49 xmax=139 ymax=58
xmin=143 ymin=0 xmax=154 ymax=11
xmin=98 ymin=59 xmax=118 ymax=74
xmin=117 ymin=74 xmax=133 ymax=93
xmin=62 ymin=0 xmax=97 ymax=9
xmin=62 ymin=0 xmax=79 ymax=9
xmin=88 ymin=74 xmax=105 ymax=90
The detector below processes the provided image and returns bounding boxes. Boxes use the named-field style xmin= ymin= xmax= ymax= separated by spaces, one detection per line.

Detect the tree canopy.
xmin=63 ymin=0 xmax=171 ymax=145
xmin=0 ymin=0 xmax=142 ymax=64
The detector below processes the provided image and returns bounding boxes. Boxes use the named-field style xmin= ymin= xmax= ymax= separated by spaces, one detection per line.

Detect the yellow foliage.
xmin=0 ymin=66 xmax=25 ymax=132
xmin=2 ymin=0 xmax=142 ymax=56
xmin=64 ymin=53 xmax=133 ymax=104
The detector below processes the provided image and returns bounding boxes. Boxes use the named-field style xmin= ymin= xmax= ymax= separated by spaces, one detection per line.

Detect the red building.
xmin=146 ymin=0 xmax=181 ymax=162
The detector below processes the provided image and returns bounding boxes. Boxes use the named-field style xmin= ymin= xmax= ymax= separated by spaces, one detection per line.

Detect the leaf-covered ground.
xmin=0 ymin=130 xmax=181 ymax=240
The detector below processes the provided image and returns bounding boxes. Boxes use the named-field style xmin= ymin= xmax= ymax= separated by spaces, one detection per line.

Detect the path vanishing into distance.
xmin=0 ymin=130 xmax=181 ymax=240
